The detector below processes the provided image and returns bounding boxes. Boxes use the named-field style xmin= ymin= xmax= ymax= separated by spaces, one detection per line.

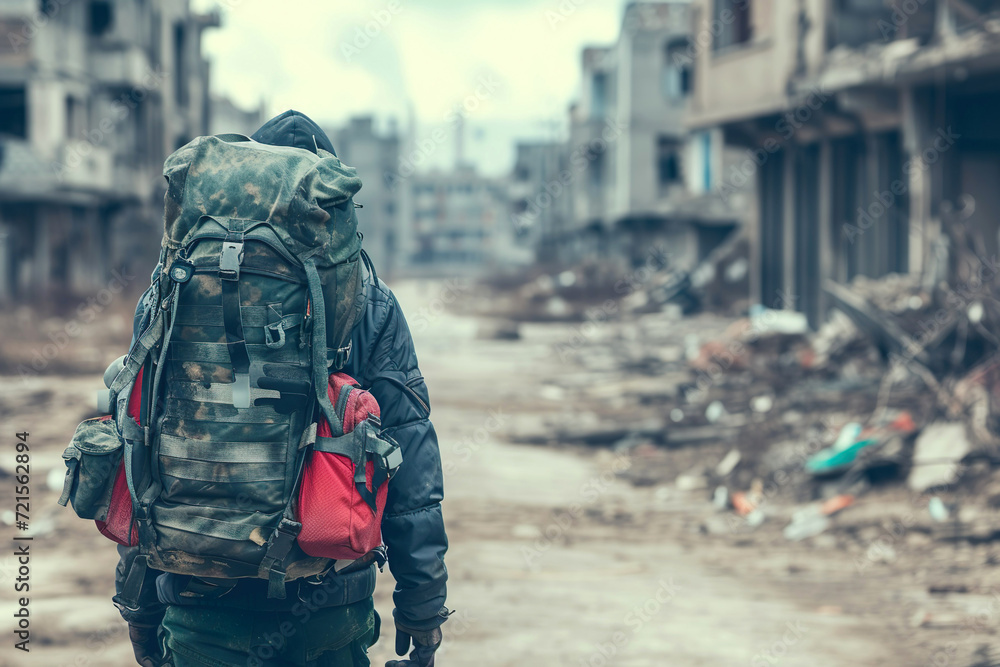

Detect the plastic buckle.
xmin=371 ymin=546 xmax=388 ymax=570
xmin=219 ymin=241 xmax=244 ymax=281
xmin=269 ymin=518 xmax=302 ymax=552
xmin=385 ymin=447 xmax=403 ymax=474
xmin=328 ymin=341 xmax=352 ymax=370
xmin=264 ymin=322 xmax=286 ymax=349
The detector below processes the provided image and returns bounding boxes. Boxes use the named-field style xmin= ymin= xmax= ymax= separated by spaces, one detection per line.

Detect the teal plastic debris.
xmin=805 ymin=422 xmax=877 ymax=475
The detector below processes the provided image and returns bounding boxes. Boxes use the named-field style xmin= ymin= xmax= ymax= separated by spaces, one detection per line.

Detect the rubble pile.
xmin=481 ymin=252 xmax=1000 ymax=551
xmin=662 ymin=268 xmax=1000 ymax=541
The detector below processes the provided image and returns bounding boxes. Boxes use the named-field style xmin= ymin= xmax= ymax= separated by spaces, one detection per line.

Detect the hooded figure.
xmin=117 ymin=111 xmax=450 ymax=667
xmin=250 ymin=109 xmax=339 ymax=156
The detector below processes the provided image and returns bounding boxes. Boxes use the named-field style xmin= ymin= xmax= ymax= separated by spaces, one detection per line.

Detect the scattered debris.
xmin=783 ymin=506 xmax=832 ymax=542
xmin=715 ymin=448 xmax=742 ymax=477
xmin=705 ymin=400 xmax=727 ymax=423
xmin=909 ymin=423 xmax=972 ymax=492
xmin=929 ymin=496 xmax=951 ymax=522
xmin=676 ymin=470 xmax=709 ymax=492
xmin=819 ymin=494 xmax=855 ymax=516
xmin=477 ymin=319 xmax=521 ymax=340
xmin=806 ymin=423 xmax=876 ymax=475
xmin=713 ymin=486 xmax=730 ymax=510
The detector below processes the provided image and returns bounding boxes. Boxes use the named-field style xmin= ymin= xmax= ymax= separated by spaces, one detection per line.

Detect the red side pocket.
xmin=95 ymin=459 xmax=137 ymax=546
xmin=296 ymin=373 xmax=389 ymax=560
xmin=95 ymin=366 xmax=143 ymax=546
xmin=296 ymin=452 xmax=387 ymax=560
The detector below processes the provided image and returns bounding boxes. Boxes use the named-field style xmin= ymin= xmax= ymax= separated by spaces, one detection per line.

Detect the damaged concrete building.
xmin=551 ymin=1 xmax=745 ymax=272
xmin=330 ymin=116 xmax=404 ymax=278
xmin=688 ymin=0 xmax=1000 ymax=327
xmin=0 ymin=0 xmax=218 ymax=303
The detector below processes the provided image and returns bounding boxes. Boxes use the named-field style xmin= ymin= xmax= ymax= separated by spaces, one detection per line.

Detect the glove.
xmin=128 ymin=623 xmax=164 ymax=667
xmin=385 ymin=622 xmax=442 ymax=667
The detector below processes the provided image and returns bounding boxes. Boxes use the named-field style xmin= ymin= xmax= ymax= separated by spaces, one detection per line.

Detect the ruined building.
xmin=553 ymin=1 xmax=744 ymax=272
xmin=0 ymin=0 xmax=218 ymax=303
xmin=331 ymin=116 xmax=404 ymax=278
xmin=688 ymin=0 xmax=1000 ymax=326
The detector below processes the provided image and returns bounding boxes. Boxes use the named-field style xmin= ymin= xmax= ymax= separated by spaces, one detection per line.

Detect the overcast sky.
xmin=193 ymin=0 xmax=628 ymax=175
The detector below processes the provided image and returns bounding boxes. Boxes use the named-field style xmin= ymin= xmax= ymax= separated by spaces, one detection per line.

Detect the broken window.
xmin=663 ymin=39 xmax=692 ymax=100
xmin=591 ymin=72 xmax=607 ymax=119
xmin=588 ymin=149 xmax=605 ymax=188
xmin=0 ymin=87 xmax=27 ymax=139
xmin=829 ymin=0 xmax=932 ymax=46
xmin=65 ymin=96 xmax=84 ymax=140
xmin=174 ymin=23 xmax=188 ymax=106
xmin=88 ymin=1 xmax=113 ymax=37
xmin=714 ymin=0 xmax=753 ymax=51
xmin=657 ymin=137 xmax=681 ymax=189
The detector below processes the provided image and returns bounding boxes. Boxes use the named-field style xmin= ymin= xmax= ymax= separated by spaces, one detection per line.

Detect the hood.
xmin=250 ymin=109 xmax=337 ymax=156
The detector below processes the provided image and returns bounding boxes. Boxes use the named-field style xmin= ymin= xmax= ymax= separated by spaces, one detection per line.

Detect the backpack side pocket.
xmin=58 ymin=416 xmax=123 ymax=521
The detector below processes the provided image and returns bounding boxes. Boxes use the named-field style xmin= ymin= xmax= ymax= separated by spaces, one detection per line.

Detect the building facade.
xmin=688 ymin=0 xmax=1000 ymax=326
xmin=509 ymin=140 xmax=572 ymax=263
xmin=0 ymin=0 xmax=218 ymax=303
xmin=553 ymin=1 xmax=744 ymax=272
xmin=409 ymin=164 xmax=527 ymax=274
xmin=209 ymin=94 xmax=266 ymax=137
xmin=330 ymin=116 xmax=404 ymax=278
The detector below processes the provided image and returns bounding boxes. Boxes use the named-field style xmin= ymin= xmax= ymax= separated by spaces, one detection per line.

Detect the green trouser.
xmin=159 ymin=596 xmax=377 ymax=667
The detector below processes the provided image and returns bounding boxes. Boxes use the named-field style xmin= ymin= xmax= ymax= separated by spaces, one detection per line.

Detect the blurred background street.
xmin=2 ymin=0 xmax=1000 ymax=665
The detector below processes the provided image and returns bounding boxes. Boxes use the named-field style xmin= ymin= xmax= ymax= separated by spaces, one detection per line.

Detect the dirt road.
xmin=0 ymin=280 xmax=944 ymax=666
xmin=368 ymin=282 xmax=920 ymax=667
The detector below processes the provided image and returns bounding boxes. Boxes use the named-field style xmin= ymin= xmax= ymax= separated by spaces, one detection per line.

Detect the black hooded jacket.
xmin=115 ymin=111 xmax=449 ymax=631
xmin=250 ymin=108 xmax=338 ymax=155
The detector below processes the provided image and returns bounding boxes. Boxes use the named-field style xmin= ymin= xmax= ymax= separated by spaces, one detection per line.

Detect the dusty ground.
xmin=0 ymin=279 xmax=996 ymax=666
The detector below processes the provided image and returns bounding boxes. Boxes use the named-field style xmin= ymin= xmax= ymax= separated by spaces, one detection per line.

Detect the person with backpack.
xmin=60 ymin=111 xmax=449 ymax=667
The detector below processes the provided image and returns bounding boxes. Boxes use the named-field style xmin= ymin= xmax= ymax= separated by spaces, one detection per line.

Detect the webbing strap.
xmin=265 ymin=313 xmax=303 ymax=350
xmin=158 ymin=458 xmax=285 ymax=483
xmin=333 ymin=383 xmax=353 ymax=427
xmin=115 ymin=554 xmax=149 ymax=612
xmin=164 ymin=401 xmax=291 ymax=424
xmin=113 ymin=282 xmax=174 ymax=614
xmin=161 ymin=420 xmax=288 ymax=442
xmin=314 ymin=420 xmax=402 ymax=513
xmin=136 ymin=283 xmax=181 ymax=539
xmin=159 ymin=434 xmax=287 ymax=464
xmin=154 ymin=506 xmax=273 ymax=541
xmin=168 ymin=381 xmax=280 ymax=405
xmin=257 ymin=517 xmax=302 ymax=599
xmin=220 ymin=226 xmax=250 ymax=409
xmin=314 ymin=433 xmax=364 ymax=463
xmin=170 ymin=342 xmax=301 ymax=364
xmin=175 ymin=305 xmax=302 ymax=329
xmin=222 ymin=284 xmax=251 ymax=409
xmin=303 ymin=258 xmax=343 ymax=434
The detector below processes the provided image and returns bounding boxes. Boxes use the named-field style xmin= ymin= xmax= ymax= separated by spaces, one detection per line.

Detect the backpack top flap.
xmin=162 ymin=135 xmax=363 ymax=266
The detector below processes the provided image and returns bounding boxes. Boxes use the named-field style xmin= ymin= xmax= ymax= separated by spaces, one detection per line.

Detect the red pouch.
xmin=296 ymin=372 xmax=397 ymax=561
xmin=95 ymin=367 xmax=143 ymax=546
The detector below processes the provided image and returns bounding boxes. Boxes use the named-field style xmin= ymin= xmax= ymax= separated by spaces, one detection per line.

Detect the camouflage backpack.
xmin=75 ymin=134 xmax=398 ymax=606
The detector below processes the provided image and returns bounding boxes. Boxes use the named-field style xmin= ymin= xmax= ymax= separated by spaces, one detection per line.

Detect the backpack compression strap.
xmin=257 ymin=255 xmax=344 ymax=599
xmin=111 ymin=279 xmax=181 ymax=612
